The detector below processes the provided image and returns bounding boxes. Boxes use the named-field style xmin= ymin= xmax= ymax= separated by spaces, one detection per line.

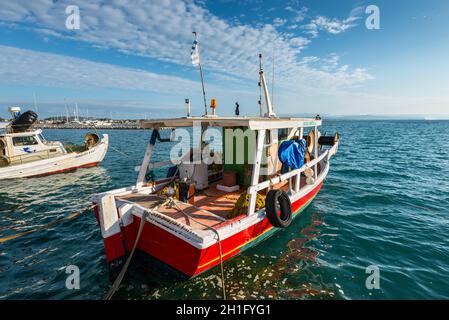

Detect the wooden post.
xmin=247 ymin=129 xmax=265 ymax=216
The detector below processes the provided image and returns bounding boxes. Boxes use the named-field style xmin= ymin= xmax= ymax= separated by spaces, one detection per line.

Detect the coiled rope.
xmin=103 ymin=196 xmax=227 ymax=300
xmin=0 ymin=204 xmax=97 ymax=244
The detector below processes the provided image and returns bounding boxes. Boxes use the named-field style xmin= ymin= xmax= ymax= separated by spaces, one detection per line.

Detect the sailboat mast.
xmin=33 ymin=92 xmax=38 ymax=113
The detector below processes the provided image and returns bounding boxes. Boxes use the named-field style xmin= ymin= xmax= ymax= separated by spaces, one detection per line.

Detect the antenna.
xmin=271 ymin=39 xmax=275 ymax=111
xmin=258 ymin=54 xmax=276 ymax=118
xmin=258 ymin=54 xmax=263 ymax=117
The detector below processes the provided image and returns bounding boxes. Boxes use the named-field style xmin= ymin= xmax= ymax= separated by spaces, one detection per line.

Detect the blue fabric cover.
xmin=278 ymin=139 xmax=307 ymax=170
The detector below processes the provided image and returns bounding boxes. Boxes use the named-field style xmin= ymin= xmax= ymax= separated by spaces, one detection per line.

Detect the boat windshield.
xmin=38 ymin=133 xmax=47 ymax=143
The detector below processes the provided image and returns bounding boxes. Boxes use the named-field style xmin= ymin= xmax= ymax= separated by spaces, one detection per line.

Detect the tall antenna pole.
xmin=258 ymin=54 xmax=263 ymax=117
xmin=64 ymin=98 xmax=69 ymax=123
xmin=192 ymin=32 xmax=208 ymax=116
xmin=271 ymin=39 xmax=275 ymax=111
xmin=259 ymin=53 xmax=276 ymax=118
xmin=75 ymin=102 xmax=79 ymax=121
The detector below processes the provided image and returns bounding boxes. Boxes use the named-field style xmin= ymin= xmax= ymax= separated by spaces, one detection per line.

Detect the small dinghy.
xmin=92 ymin=56 xmax=339 ymax=280
xmin=0 ymin=107 xmax=108 ymax=179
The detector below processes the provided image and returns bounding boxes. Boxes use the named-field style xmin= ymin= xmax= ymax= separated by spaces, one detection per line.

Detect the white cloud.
xmin=0 ymin=45 xmax=203 ymax=94
xmin=0 ymin=1 xmax=373 ymax=107
xmin=292 ymin=7 xmax=308 ymax=23
xmin=304 ymin=8 xmax=362 ymax=37
xmin=289 ymin=37 xmax=310 ymax=48
xmin=310 ymin=16 xmax=357 ymax=35
xmin=273 ymin=18 xmax=286 ymax=27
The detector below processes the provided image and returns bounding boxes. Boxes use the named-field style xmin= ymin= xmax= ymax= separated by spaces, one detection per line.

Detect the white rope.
xmin=103 ymin=199 xmax=169 ymax=300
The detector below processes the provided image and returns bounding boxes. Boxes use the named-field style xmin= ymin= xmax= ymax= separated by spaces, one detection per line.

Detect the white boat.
xmin=0 ymin=107 xmax=108 ymax=180
xmin=92 ymin=55 xmax=339 ymax=280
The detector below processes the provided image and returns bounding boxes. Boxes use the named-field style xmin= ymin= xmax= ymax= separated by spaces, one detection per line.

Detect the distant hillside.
xmin=281 ymin=113 xmax=449 ymax=121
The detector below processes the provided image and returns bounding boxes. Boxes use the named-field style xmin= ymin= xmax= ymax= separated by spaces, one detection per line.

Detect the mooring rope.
xmin=104 ymin=199 xmax=169 ymax=300
xmin=89 ymin=124 xmax=133 ymax=159
xmin=103 ymin=196 xmax=227 ymax=300
xmin=0 ymin=204 xmax=97 ymax=244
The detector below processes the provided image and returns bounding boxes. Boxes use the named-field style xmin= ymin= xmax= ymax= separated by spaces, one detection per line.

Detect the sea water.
xmin=1 ymin=120 xmax=448 ymax=299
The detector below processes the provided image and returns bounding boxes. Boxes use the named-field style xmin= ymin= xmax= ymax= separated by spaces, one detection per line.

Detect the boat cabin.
xmin=126 ymin=115 xmax=327 ymax=221
xmin=0 ymin=128 xmax=65 ymax=166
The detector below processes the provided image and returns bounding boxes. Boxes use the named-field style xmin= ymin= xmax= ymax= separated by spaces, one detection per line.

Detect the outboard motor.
xmin=8 ymin=106 xmax=22 ymax=120
xmin=10 ymin=110 xmax=38 ymax=133
xmin=84 ymin=133 xmax=100 ymax=149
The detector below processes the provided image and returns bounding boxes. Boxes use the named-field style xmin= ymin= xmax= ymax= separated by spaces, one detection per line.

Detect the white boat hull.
xmin=0 ymin=134 xmax=108 ymax=179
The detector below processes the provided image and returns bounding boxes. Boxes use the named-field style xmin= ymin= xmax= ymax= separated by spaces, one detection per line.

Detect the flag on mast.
xmin=191 ymin=33 xmax=200 ymax=67
xmin=190 ymin=32 xmax=208 ymax=115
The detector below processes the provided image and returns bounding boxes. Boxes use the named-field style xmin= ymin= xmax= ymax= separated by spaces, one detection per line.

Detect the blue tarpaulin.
xmin=278 ymin=139 xmax=307 ymax=170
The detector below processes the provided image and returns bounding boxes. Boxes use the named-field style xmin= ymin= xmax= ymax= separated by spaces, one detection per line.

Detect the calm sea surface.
xmin=1 ymin=120 xmax=449 ymax=300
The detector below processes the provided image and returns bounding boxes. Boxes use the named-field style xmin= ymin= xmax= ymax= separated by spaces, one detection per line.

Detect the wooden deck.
xmin=117 ymin=175 xmax=309 ymax=231
xmin=117 ymin=183 xmax=245 ymax=231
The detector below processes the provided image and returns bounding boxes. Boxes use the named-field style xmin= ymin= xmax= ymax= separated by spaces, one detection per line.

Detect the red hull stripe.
xmin=102 ymin=182 xmax=323 ymax=276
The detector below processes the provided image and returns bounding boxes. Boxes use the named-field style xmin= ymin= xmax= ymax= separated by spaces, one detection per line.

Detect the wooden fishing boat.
xmin=92 ymin=58 xmax=339 ymax=279
xmin=0 ymin=108 xmax=108 ymax=179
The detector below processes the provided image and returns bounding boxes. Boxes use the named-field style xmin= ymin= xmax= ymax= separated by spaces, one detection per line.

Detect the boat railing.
xmin=1 ymin=149 xmax=60 ymax=166
xmin=248 ymin=148 xmax=330 ymax=197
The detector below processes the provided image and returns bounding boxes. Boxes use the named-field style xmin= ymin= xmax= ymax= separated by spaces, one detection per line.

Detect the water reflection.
xmin=109 ymin=208 xmax=333 ymax=300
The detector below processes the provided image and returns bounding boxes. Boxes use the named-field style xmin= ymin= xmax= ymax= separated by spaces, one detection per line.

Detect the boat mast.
xmin=33 ymin=92 xmax=38 ymax=114
xmin=258 ymin=54 xmax=276 ymax=118
xmin=64 ymin=99 xmax=69 ymax=123
xmin=75 ymin=102 xmax=79 ymax=121
xmin=258 ymin=56 xmax=263 ymax=117
xmin=192 ymin=32 xmax=208 ymax=116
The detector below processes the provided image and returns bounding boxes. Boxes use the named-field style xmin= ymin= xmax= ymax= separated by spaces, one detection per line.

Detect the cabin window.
xmin=38 ymin=134 xmax=47 ymax=143
xmin=278 ymin=128 xmax=289 ymax=141
xmin=12 ymin=136 xmax=38 ymax=146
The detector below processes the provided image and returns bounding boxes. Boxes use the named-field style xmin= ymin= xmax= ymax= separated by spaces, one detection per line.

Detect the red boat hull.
xmin=95 ymin=182 xmax=323 ymax=277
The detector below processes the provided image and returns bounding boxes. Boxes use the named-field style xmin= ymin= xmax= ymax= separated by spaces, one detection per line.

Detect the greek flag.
xmin=191 ymin=39 xmax=200 ymax=67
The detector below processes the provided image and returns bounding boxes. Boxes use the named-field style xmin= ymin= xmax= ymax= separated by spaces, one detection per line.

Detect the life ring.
xmin=265 ymin=189 xmax=292 ymax=228
xmin=306 ymin=130 xmax=315 ymax=154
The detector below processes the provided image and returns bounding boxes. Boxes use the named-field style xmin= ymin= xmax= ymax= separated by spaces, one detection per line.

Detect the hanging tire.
xmin=265 ymin=190 xmax=292 ymax=228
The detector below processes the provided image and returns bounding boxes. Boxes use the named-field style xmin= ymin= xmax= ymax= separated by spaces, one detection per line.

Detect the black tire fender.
xmin=265 ymin=189 xmax=292 ymax=228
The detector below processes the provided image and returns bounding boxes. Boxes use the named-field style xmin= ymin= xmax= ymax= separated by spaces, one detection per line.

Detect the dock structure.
xmin=35 ymin=121 xmax=141 ymax=130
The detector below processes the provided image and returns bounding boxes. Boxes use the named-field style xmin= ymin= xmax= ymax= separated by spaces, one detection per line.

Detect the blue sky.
xmin=0 ymin=0 xmax=448 ymax=119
